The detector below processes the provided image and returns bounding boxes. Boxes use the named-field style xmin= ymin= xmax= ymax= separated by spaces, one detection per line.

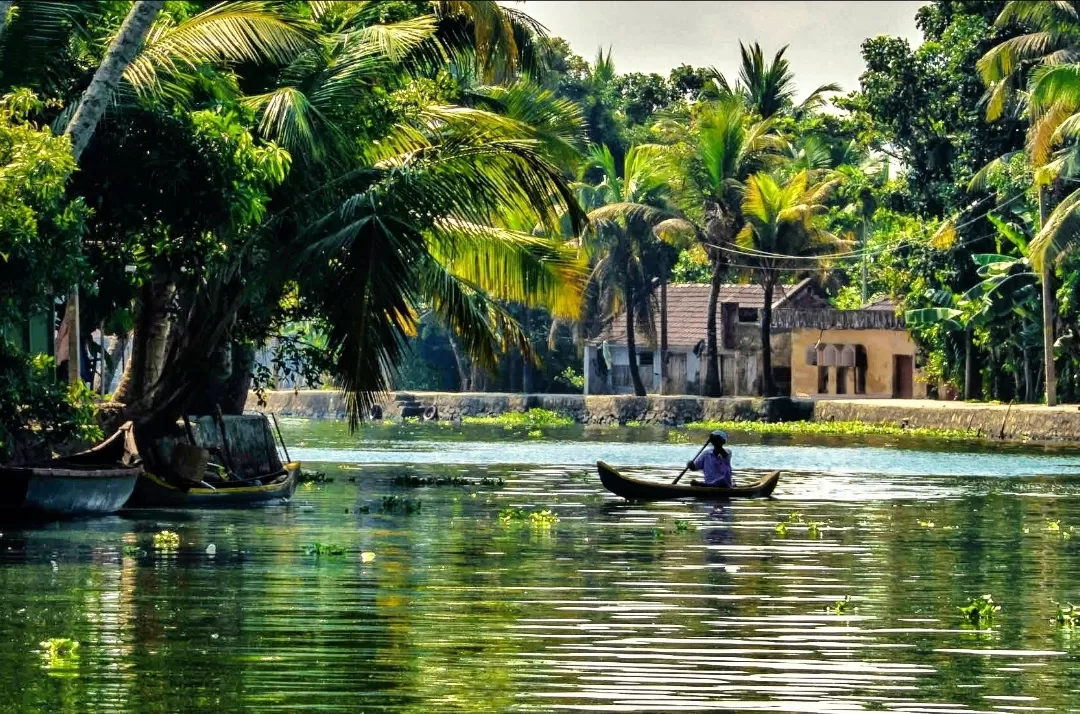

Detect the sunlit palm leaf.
xmin=1030 ymin=185 xmax=1080 ymax=271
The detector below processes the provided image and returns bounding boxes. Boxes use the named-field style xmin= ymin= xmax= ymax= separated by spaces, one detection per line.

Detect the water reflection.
xmin=0 ymin=437 xmax=1077 ymax=712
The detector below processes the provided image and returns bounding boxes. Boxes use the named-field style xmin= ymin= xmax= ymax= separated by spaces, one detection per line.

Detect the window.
xmin=637 ymin=352 xmax=654 ymax=366
xmin=817 ymin=366 xmax=829 ymax=394
xmin=738 ymin=307 xmax=759 ymax=323
xmin=836 ymin=366 xmax=848 ymax=395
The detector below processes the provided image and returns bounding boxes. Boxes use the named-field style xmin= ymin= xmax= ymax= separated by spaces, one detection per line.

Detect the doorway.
xmin=893 ymin=355 xmax=914 ymax=399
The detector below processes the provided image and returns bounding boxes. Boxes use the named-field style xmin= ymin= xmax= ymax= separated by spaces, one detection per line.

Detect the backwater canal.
xmin=3 ymin=419 xmax=1080 ymax=712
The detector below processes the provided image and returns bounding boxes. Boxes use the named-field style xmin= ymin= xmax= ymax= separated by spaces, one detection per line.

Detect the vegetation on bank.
xmin=461 ymin=409 xmax=576 ymax=428
xmin=682 ymin=420 xmax=982 ymax=440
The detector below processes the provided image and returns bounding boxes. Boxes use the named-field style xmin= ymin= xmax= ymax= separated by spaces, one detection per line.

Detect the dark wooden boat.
xmin=128 ymin=462 xmax=299 ymax=508
xmin=597 ymin=460 xmax=780 ymax=501
xmin=0 ymin=423 xmax=142 ymax=518
xmin=127 ymin=413 xmax=300 ymax=508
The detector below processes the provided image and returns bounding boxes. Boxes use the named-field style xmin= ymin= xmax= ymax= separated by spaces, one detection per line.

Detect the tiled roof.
xmin=599 ymin=279 xmax=814 ymax=347
xmin=864 ymin=296 xmax=899 ymax=312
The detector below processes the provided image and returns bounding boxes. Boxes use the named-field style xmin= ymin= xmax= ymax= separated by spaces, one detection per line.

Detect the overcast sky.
xmin=514 ymin=1 xmax=926 ymax=100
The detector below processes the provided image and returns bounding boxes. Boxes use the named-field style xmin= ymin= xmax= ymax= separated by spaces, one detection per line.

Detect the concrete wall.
xmin=790 ymin=328 xmax=926 ymax=399
xmin=248 ymin=390 xmax=1080 ymax=442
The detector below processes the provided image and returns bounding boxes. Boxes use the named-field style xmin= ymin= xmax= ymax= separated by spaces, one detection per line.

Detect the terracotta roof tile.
xmin=599 ymin=279 xmax=814 ymax=347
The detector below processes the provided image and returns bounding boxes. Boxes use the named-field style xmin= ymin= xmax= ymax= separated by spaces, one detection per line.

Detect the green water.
xmin=3 ymin=420 xmax=1080 ymax=712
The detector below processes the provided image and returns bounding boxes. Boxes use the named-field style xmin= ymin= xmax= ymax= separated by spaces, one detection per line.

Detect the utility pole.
xmin=860 ymin=215 xmax=869 ymax=304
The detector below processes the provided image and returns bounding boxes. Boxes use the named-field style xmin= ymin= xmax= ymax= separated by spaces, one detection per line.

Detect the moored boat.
xmin=127 ymin=413 xmax=300 ymax=508
xmin=0 ymin=423 xmax=142 ymax=518
xmin=597 ymin=460 xmax=779 ymax=501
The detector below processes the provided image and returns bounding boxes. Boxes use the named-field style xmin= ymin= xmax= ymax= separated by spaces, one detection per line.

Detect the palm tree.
xmin=975 ymin=0 xmax=1080 ymax=405
xmin=577 ymin=144 xmax=685 ymax=396
xmin=736 ymin=169 xmax=844 ymax=396
xmin=703 ymin=42 xmax=840 ymax=119
xmin=666 ymin=97 xmax=784 ymax=396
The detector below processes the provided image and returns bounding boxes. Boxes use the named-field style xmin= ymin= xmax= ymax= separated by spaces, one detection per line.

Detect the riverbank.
xmin=248 ymin=390 xmax=1080 ymax=443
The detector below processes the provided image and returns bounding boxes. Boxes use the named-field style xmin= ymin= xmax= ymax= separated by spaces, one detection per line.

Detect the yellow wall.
xmin=790 ymin=328 xmax=927 ymax=399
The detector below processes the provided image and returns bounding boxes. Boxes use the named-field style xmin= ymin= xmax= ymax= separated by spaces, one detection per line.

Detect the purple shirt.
xmin=694 ymin=449 xmax=733 ymax=487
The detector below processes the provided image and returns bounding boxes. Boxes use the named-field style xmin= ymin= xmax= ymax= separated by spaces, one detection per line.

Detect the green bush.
xmin=0 ymin=339 xmax=102 ymax=462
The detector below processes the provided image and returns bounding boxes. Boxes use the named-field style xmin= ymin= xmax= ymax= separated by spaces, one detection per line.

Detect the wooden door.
xmin=665 ymin=353 xmax=687 ymax=394
xmin=893 ymin=355 xmax=913 ymax=399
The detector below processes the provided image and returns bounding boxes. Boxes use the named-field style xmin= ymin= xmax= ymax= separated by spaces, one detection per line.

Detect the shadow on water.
xmin=0 ymin=424 xmax=1079 ymax=712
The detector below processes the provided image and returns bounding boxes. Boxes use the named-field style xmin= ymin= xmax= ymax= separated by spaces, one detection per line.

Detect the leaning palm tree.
xmin=736 ymin=169 xmax=845 ymax=396
xmin=703 ymin=42 xmax=840 ymax=119
xmin=576 ymin=144 xmax=685 ymax=397
xmin=664 ymin=97 xmax=785 ymax=395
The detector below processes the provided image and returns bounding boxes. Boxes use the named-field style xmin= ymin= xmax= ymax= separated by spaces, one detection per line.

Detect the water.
xmin=3 ymin=419 xmax=1080 ymax=713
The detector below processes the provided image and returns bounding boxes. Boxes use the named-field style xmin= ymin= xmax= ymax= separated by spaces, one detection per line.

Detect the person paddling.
xmin=686 ymin=430 xmax=734 ymax=488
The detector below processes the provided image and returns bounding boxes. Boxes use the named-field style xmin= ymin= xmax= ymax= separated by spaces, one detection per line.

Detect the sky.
xmin=513 ymin=1 xmax=926 ymax=100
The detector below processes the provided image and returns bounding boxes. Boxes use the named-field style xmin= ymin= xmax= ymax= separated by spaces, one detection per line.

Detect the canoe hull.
xmin=597 ymin=461 xmax=779 ymax=501
xmin=127 ymin=463 xmax=299 ymax=508
xmin=0 ymin=423 xmax=142 ymax=519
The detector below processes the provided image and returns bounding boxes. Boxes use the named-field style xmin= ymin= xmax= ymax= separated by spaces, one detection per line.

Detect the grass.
xmin=462 ymin=408 xmax=574 ymax=428
xmin=682 ymin=419 xmax=981 ymax=440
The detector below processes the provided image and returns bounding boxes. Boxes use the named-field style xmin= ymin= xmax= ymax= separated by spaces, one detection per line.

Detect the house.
xmin=584 ymin=279 xmax=825 ymax=395
xmin=585 ymin=285 xmax=926 ymax=399
xmin=783 ymin=298 xmax=927 ymax=399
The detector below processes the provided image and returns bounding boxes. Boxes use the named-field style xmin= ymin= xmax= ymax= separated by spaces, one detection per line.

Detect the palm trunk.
xmin=448 ymin=334 xmax=469 ymax=391
xmin=113 ymin=276 xmax=173 ymax=405
xmin=0 ymin=1 xmax=13 ymax=41
xmin=64 ymin=0 xmax=163 ymax=162
xmin=704 ymin=259 xmax=724 ymax=397
xmin=963 ymin=327 xmax=974 ymax=401
xmin=1039 ymin=185 xmax=1058 ymax=406
xmin=1023 ymin=346 xmax=1033 ymax=402
xmin=659 ymin=278 xmax=668 ymax=395
xmin=522 ymin=308 xmax=532 ymax=394
xmin=625 ymin=284 xmax=647 ymax=397
xmin=760 ymin=272 xmax=776 ymax=397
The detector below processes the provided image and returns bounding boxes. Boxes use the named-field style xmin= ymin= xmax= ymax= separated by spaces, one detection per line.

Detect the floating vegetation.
xmin=960 ymin=594 xmax=1000 ymax=626
xmin=673 ymin=519 xmax=693 ymax=533
xmin=1046 ymin=520 xmax=1062 ymax=532
xmin=919 ymin=520 xmax=936 ymax=529
xmin=305 ymin=542 xmax=345 ymax=556
xmin=807 ymin=521 xmax=824 ymax=538
xmin=942 ymin=525 xmax=959 ymax=531
xmin=462 ymin=408 xmax=574 ymax=428
xmin=380 ymin=495 xmax=422 ymax=514
xmin=682 ymin=419 xmax=980 ymax=440
xmin=826 ymin=595 xmax=854 ymax=615
xmin=298 ymin=469 xmax=332 ymax=483
xmin=39 ymin=638 xmax=79 ymax=674
xmin=774 ymin=522 xmax=788 ymax=536
xmin=360 ymin=551 xmax=376 ymax=563
xmin=499 ymin=507 xmax=559 ymax=526
xmin=788 ymin=511 xmax=804 ymax=523
xmin=391 ymin=473 xmax=470 ymax=487
xmin=1055 ymin=603 xmax=1080 ymax=628
xmin=152 ymin=530 xmax=180 ymax=551
xmin=527 ymin=429 xmax=543 ymax=438
xmin=122 ymin=545 xmax=141 ymax=557
xmin=774 ymin=511 xmax=823 ymax=538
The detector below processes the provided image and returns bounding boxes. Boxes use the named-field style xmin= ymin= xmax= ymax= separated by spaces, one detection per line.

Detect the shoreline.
xmin=247 ymin=391 xmax=1080 ymax=444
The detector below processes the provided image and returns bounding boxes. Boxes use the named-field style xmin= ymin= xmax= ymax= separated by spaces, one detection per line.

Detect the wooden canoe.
xmin=0 ymin=422 xmax=142 ymax=518
xmin=127 ymin=462 xmax=300 ymax=508
xmin=597 ymin=460 xmax=779 ymax=501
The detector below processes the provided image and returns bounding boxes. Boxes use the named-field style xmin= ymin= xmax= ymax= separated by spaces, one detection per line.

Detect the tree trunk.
xmin=219 ymin=342 xmax=254 ymax=415
xmin=522 ymin=308 xmax=532 ymax=394
xmin=760 ymin=273 xmax=776 ymax=397
xmin=64 ymin=0 xmax=163 ymax=162
xmin=0 ymin=1 xmax=13 ymax=41
xmin=101 ymin=333 xmax=127 ymax=395
xmin=704 ymin=259 xmax=724 ymax=397
xmin=448 ymin=334 xmax=470 ymax=391
xmin=963 ymin=328 xmax=974 ymax=401
xmin=625 ymin=284 xmax=647 ymax=397
xmin=1038 ymin=186 xmax=1058 ymax=406
xmin=1023 ymin=346 xmax=1032 ymax=402
xmin=113 ymin=276 xmax=173 ymax=405
xmin=659 ymin=278 xmax=668 ymax=394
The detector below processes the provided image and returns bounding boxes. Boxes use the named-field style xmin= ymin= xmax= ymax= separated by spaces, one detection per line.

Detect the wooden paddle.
xmin=672 ymin=436 xmax=713 ymax=485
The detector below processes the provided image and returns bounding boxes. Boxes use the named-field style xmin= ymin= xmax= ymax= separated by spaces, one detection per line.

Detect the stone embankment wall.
xmin=249 ymin=390 xmax=812 ymax=425
xmin=248 ymin=390 xmax=1080 ymax=442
